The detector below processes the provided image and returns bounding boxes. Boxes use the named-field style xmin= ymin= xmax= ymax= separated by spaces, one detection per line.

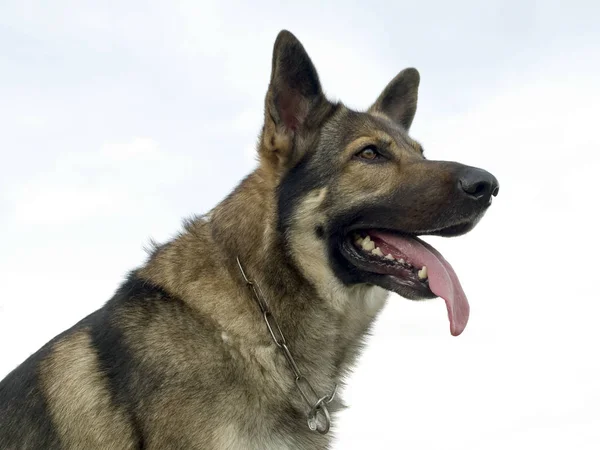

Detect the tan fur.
xmin=261 ymin=117 xmax=294 ymax=172
xmin=40 ymin=331 xmax=137 ymax=449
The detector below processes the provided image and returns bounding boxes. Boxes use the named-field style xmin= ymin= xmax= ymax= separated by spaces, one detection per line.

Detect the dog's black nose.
xmin=459 ymin=167 xmax=499 ymax=202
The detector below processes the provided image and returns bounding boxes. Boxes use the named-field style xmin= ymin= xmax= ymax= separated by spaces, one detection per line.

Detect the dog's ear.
xmin=261 ymin=30 xmax=328 ymax=170
xmin=369 ymin=68 xmax=420 ymax=131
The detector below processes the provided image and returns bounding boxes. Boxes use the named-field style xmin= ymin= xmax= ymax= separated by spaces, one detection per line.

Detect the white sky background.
xmin=1 ymin=1 xmax=599 ymax=448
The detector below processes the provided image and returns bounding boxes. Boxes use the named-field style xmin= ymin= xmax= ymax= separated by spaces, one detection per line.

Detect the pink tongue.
xmin=370 ymin=231 xmax=470 ymax=336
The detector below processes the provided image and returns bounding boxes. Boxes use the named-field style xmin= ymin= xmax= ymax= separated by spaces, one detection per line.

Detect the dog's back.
xmin=1 ymin=339 xmax=62 ymax=448
xmin=0 ymin=274 xmax=204 ymax=449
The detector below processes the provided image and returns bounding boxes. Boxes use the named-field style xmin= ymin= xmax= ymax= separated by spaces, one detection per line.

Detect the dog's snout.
xmin=458 ymin=167 xmax=499 ymax=202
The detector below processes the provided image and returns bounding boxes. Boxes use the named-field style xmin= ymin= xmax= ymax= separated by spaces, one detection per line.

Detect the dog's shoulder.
xmin=0 ymin=272 xmax=210 ymax=448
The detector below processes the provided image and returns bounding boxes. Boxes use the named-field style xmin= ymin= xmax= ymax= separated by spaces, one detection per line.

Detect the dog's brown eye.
xmin=357 ymin=146 xmax=380 ymax=161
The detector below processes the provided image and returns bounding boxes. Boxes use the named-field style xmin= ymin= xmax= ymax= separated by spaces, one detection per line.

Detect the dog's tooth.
xmin=385 ymin=253 xmax=394 ymax=260
xmin=397 ymin=258 xmax=405 ymax=264
xmin=371 ymin=247 xmax=383 ymax=257
xmin=418 ymin=266 xmax=428 ymax=280
xmin=361 ymin=238 xmax=375 ymax=251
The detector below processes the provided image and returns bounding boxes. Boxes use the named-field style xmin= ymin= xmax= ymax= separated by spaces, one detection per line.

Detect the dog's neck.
xmin=211 ymin=167 xmax=292 ymax=289
xmin=139 ymin=166 xmax=387 ymax=416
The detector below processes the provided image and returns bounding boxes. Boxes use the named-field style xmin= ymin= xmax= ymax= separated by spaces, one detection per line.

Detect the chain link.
xmin=236 ymin=257 xmax=337 ymax=435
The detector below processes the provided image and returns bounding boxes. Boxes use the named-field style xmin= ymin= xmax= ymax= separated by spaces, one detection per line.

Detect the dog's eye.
xmin=356 ymin=146 xmax=381 ymax=161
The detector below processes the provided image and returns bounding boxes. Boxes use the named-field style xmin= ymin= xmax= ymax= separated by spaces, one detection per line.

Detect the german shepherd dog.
xmin=0 ymin=30 xmax=498 ymax=449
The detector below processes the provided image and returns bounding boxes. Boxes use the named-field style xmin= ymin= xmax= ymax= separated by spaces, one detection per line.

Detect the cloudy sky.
xmin=1 ymin=1 xmax=599 ymax=448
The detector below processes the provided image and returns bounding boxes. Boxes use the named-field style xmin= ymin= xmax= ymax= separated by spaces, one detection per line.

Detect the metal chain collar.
xmin=236 ymin=257 xmax=338 ymax=435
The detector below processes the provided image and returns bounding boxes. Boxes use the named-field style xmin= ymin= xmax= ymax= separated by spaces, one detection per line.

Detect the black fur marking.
xmin=277 ymin=154 xmax=325 ymax=235
xmin=315 ymin=225 xmax=325 ymax=239
xmin=89 ymin=276 xmax=146 ymax=449
xmin=89 ymin=273 xmax=192 ymax=449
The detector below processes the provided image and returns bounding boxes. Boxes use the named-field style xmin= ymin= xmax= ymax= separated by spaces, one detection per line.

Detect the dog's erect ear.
xmin=266 ymin=30 xmax=324 ymax=131
xmin=369 ymin=68 xmax=420 ymax=131
xmin=261 ymin=30 xmax=328 ymax=170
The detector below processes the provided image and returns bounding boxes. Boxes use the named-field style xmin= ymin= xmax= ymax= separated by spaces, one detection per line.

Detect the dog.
xmin=0 ymin=30 xmax=499 ymax=449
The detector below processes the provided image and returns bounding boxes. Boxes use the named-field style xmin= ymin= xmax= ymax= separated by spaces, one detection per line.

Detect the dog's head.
xmin=259 ymin=31 xmax=498 ymax=336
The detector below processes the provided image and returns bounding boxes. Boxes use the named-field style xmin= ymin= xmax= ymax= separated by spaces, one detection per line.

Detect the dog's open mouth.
xmin=339 ymin=229 xmax=469 ymax=336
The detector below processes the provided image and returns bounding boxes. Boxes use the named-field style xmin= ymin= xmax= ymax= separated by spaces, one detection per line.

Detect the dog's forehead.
xmin=319 ymin=107 xmax=417 ymax=153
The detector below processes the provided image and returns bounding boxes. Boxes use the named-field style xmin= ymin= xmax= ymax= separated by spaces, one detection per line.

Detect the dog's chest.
xmin=205 ymin=289 xmax=387 ymax=450
xmin=214 ymin=423 xmax=328 ymax=450
xmin=216 ymin=430 xmax=292 ymax=450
